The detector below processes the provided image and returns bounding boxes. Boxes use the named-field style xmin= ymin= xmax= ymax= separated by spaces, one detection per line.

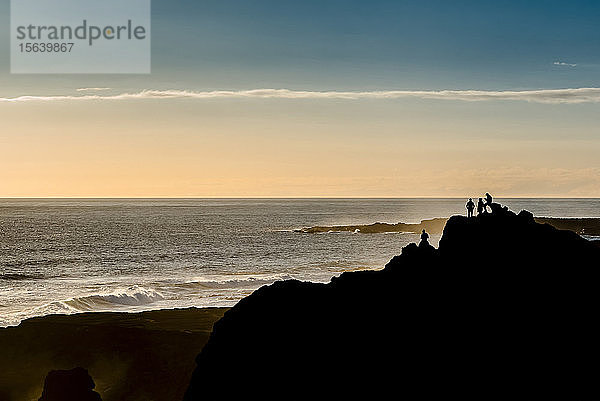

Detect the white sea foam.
xmin=0 ymin=286 xmax=166 ymax=327
xmin=62 ymin=286 xmax=164 ymax=310
xmin=20 ymin=286 xmax=165 ymax=317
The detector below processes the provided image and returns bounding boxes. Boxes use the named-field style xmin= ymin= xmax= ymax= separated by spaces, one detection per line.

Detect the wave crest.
xmin=62 ymin=286 xmax=164 ymax=311
xmin=181 ymin=274 xmax=294 ymax=290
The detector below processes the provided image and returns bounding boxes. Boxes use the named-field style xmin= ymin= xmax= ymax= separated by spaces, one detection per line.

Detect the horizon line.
xmin=2 ymin=196 xmax=600 ymax=200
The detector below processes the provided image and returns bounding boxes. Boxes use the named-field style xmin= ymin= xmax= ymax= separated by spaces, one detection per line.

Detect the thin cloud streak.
xmin=2 ymin=88 xmax=600 ymax=104
xmin=76 ymin=87 xmax=112 ymax=92
xmin=553 ymin=61 xmax=577 ymax=67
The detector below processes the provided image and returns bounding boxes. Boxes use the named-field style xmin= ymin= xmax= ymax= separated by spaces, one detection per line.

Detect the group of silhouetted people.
xmin=419 ymin=192 xmax=495 ymax=247
xmin=466 ymin=193 xmax=493 ymax=217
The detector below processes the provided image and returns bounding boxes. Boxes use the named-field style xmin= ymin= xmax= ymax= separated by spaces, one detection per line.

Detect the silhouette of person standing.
xmin=477 ymin=198 xmax=485 ymax=215
xmin=466 ymin=198 xmax=475 ymax=217
xmin=420 ymin=229 xmax=429 ymax=246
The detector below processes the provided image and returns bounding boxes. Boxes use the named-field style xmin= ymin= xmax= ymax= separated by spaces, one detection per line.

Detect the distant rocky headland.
xmin=297 ymin=217 xmax=448 ymax=234
xmin=299 ymin=216 xmax=600 ymax=235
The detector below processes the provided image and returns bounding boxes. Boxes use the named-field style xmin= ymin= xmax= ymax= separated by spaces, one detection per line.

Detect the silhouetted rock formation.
xmin=298 ymin=217 xmax=447 ymax=234
xmin=38 ymin=368 xmax=101 ymax=401
xmin=299 ymin=215 xmax=600 ymax=235
xmin=184 ymin=207 xmax=600 ymax=400
xmin=535 ymin=216 xmax=600 ymax=236
xmin=1 ymin=308 xmax=226 ymax=401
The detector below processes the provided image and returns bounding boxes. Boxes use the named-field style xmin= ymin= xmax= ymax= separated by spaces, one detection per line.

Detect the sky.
xmin=0 ymin=0 xmax=599 ymax=197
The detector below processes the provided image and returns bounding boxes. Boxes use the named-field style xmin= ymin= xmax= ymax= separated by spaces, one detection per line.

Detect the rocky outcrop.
xmin=185 ymin=205 xmax=600 ymax=400
xmin=38 ymin=368 xmax=101 ymax=401
xmin=299 ymin=215 xmax=600 ymax=235
xmin=535 ymin=216 xmax=600 ymax=236
xmin=298 ymin=217 xmax=448 ymax=234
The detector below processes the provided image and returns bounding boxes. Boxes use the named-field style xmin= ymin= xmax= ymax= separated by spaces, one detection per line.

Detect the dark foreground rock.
xmin=38 ymin=368 xmax=101 ymax=401
xmin=185 ymin=205 xmax=600 ymax=399
xmin=0 ymin=308 xmax=227 ymax=401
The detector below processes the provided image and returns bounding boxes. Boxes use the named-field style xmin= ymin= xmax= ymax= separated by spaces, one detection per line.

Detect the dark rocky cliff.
xmin=184 ymin=205 xmax=600 ymax=399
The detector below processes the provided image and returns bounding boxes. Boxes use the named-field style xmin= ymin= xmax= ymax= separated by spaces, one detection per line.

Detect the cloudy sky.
xmin=1 ymin=0 xmax=599 ymax=197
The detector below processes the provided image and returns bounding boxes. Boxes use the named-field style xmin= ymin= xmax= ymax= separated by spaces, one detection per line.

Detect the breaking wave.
xmin=60 ymin=286 xmax=165 ymax=311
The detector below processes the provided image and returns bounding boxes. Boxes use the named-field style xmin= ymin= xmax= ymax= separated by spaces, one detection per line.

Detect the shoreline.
xmin=0 ymin=307 xmax=228 ymax=401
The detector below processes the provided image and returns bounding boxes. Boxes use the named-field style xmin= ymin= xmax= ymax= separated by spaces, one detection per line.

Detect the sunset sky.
xmin=1 ymin=0 xmax=600 ymax=197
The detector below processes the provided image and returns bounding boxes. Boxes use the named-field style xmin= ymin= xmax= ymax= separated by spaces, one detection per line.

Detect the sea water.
xmin=1 ymin=198 xmax=599 ymax=327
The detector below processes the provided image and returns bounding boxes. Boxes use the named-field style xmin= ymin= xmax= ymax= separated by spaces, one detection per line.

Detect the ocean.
xmin=1 ymin=198 xmax=599 ymax=327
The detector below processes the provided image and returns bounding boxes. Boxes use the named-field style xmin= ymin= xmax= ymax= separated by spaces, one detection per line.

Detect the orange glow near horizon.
xmin=1 ymin=97 xmax=599 ymax=198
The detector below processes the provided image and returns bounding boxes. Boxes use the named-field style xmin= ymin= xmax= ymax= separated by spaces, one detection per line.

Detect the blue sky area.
xmin=0 ymin=0 xmax=598 ymax=93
